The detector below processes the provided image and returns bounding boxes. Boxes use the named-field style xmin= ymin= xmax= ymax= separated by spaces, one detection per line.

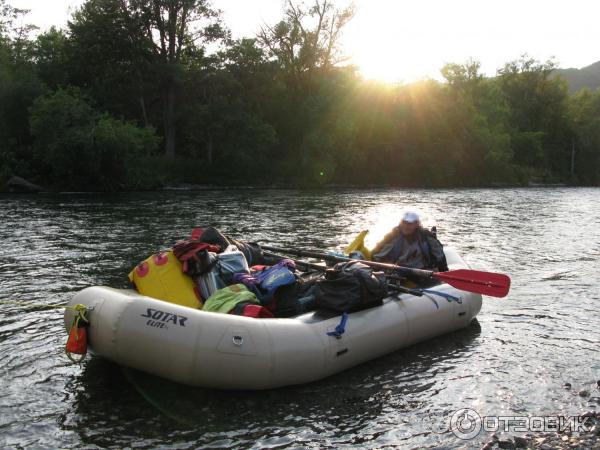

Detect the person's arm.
xmin=426 ymin=234 xmax=449 ymax=272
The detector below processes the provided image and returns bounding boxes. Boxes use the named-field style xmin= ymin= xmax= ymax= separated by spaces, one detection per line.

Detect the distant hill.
xmin=554 ymin=61 xmax=600 ymax=93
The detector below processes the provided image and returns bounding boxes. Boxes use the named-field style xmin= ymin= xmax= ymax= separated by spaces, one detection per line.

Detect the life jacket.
xmin=255 ymin=262 xmax=296 ymax=305
xmin=232 ymin=259 xmax=297 ymax=305
xmin=128 ymin=251 xmax=202 ymax=309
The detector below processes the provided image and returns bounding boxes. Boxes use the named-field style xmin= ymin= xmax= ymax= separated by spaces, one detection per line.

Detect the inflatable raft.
xmin=64 ymin=248 xmax=481 ymax=390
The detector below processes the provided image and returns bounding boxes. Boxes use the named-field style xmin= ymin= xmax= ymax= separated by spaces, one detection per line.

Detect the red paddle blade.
xmin=433 ymin=269 xmax=511 ymax=298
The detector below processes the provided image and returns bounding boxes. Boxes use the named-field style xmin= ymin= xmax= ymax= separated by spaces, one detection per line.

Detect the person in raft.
xmin=371 ymin=211 xmax=449 ymax=273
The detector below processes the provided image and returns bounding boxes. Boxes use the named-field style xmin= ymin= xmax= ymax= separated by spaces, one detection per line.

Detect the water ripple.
xmin=0 ymin=188 xmax=599 ymax=448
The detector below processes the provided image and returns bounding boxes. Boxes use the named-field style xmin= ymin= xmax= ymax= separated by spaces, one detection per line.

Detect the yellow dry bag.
xmin=128 ymin=251 xmax=202 ymax=309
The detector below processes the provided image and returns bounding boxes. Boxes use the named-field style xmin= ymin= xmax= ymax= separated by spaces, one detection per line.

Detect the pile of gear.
xmin=128 ymin=227 xmax=388 ymax=318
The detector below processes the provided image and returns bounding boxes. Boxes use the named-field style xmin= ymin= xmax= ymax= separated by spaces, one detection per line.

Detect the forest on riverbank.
xmin=1 ymin=0 xmax=599 ymax=191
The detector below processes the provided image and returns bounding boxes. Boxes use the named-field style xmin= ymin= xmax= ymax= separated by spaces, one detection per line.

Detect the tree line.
xmin=1 ymin=0 xmax=599 ymax=191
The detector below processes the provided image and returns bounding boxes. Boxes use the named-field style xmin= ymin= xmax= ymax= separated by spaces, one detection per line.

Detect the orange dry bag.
xmin=65 ymin=304 xmax=89 ymax=363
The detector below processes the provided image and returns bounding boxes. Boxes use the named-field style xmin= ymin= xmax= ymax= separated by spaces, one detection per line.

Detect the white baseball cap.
xmin=401 ymin=211 xmax=420 ymax=223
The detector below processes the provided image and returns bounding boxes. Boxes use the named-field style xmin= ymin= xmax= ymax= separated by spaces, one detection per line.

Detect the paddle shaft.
xmin=262 ymin=250 xmax=422 ymax=297
xmin=260 ymin=244 xmax=511 ymax=297
xmin=261 ymin=250 xmax=326 ymax=272
xmin=261 ymin=245 xmax=435 ymax=278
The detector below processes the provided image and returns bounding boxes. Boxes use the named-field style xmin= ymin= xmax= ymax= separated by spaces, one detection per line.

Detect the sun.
xmin=350 ymin=44 xmax=405 ymax=83
xmin=341 ymin=0 xmax=446 ymax=83
xmin=346 ymin=36 xmax=440 ymax=83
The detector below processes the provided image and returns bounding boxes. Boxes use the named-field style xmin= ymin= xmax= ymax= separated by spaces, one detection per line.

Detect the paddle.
xmin=260 ymin=245 xmax=511 ymax=298
xmin=261 ymin=250 xmax=423 ymax=297
xmin=261 ymin=250 xmax=326 ymax=272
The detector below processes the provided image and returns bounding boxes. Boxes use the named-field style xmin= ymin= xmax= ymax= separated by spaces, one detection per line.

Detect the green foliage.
xmin=569 ymin=88 xmax=600 ymax=184
xmin=33 ymin=27 xmax=68 ymax=89
xmin=65 ymin=0 xmax=228 ymax=158
xmin=497 ymin=56 xmax=572 ymax=177
xmin=29 ymin=88 xmax=158 ymax=190
xmin=0 ymin=53 xmax=47 ymax=174
xmin=1 ymin=0 xmax=599 ymax=191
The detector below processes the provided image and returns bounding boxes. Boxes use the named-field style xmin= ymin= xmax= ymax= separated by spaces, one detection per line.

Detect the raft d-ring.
xmin=232 ymin=335 xmax=243 ymax=346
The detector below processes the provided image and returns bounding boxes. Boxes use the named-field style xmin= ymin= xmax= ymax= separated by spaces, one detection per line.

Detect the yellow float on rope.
xmin=344 ymin=230 xmax=372 ymax=260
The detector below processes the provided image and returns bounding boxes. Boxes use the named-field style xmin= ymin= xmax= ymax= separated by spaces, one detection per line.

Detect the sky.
xmin=9 ymin=0 xmax=600 ymax=82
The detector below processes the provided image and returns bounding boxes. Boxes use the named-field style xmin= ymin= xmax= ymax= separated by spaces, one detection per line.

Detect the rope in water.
xmin=0 ymin=299 xmax=90 ymax=363
xmin=0 ymin=298 xmax=72 ymax=310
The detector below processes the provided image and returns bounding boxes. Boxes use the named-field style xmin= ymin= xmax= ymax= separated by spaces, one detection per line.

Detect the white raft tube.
xmin=65 ymin=248 xmax=482 ymax=390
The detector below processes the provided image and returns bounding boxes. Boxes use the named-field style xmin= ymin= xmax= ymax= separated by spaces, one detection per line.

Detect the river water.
xmin=0 ymin=188 xmax=599 ymax=449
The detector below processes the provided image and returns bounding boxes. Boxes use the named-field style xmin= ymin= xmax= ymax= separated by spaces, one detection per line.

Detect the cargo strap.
xmin=421 ymin=289 xmax=461 ymax=303
xmin=391 ymin=286 xmax=461 ymax=308
xmin=416 ymin=289 xmax=461 ymax=309
xmin=327 ymin=312 xmax=349 ymax=339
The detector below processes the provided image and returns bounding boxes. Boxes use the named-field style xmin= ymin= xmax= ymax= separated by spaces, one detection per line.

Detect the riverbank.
xmin=1 ymin=175 xmax=588 ymax=194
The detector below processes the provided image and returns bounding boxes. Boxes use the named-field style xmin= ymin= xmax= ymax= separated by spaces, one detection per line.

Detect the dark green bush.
xmin=29 ymin=88 xmax=159 ymax=190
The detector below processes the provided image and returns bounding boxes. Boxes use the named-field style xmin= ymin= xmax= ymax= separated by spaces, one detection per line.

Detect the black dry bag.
xmin=314 ymin=261 xmax=388 ymax=313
